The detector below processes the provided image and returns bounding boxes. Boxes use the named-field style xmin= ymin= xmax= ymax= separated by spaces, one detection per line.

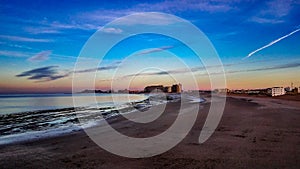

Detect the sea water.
xmin=0 ymin=93 xmax=148 ymax=145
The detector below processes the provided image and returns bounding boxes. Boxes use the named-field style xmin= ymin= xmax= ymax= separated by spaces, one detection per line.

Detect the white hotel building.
xmin=267 ymin=87 xmax=286 ymax=97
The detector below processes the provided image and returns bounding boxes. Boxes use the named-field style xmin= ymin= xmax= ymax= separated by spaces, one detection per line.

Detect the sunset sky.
xmin=0 ymin=0 xmax=300 ymax=93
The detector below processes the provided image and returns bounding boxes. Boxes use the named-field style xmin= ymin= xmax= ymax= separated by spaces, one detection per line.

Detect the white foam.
xmin=0 ymin=125 xmax=81 ymax=146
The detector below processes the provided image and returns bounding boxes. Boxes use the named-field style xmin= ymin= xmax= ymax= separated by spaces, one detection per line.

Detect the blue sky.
xmin=0 ymin=0 xmax=300 ymax=93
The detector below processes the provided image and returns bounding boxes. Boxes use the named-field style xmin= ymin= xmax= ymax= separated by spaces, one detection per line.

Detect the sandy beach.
xmin=0 ymin=95 xmax=300 ymax=169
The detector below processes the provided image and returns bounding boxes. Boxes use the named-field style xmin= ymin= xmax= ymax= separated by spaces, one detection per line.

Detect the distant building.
xmin=118 ymin=89 xmax=129 ymax=93
xmin=128 ymin=90 xmax=141 ymax=94
xmin=246 ymin=90 xmax=260 ymax=94
xmin=267 ymin=87 xmax=285 ymax=96
xmin=291 ymin=87 xmax=300 ymax=94
xmin=231 ymin=89 xmax=245 ymax=94
xmin=284 ymin=87 xmax=291 ymax=92
xmin=246 ymin=88 xmax=268 ymax=95
xmin=144 ymin=83 xmax=182 ymax=93
xmin=171 ymin=83 xmax=182 ymax=93
xmin=163 ymin=86 xmax=172 ymax=93
xmin=144 ymin=85 xmax=164 ymax=93
xmin=214 ymin=88 xmax=230 ymax=94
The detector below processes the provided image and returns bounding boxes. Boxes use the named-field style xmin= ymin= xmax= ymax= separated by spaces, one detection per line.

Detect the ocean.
xmin=0 ymin=93 xmax=149 ymax=145
xmin=0 ymin=93 xmax=147 ymax=115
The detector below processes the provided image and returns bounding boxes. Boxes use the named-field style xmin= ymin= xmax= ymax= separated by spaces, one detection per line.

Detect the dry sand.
xmin=0 ymin=95 xmax=299 ymax=169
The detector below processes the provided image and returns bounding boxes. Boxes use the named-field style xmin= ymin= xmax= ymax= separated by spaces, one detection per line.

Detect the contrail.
xmin=245 ymin=28 xmax=300 ymax=59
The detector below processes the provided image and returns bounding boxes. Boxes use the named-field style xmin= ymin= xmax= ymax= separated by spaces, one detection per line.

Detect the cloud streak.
xmin=16 ymin=62 xmax=120 ymax=82
xmin=79 ymin=0 xmax=234 ymax=26
xmin=134 ymin=0 xmax=233 ymax=13
xmin=0 ymin=50 xmax=31 ymax=57
xmin=218 ymin=62 xmax=300 ymax=76
xmin=25 ymin=27 xmax=62 ymax=34
xmin=249 ymin=17 xmax=284 ymax=24
xmin=249 ymin=0 xmax=297 ymax=24
xmin=48 ymin=22 xmax=100 ymax=30
xmin=16 ymin=66 xmax=68 ymax=82
xmin=99 ymin=61 xmax=300 ymax=83
xmin=0 ymin=35 xmax=52 ymax=42
xmin=27 ymin=50 xmax=51 ymax=62
xmin=100 ymin=27 xmax=123 ymax=34
xmin=134 ymin=46 xmax=174 ymax=56
xmin=246 ymin=28 xmax=300 ymax=58
xmin=74 ymin=65 xmax=119 ymax=74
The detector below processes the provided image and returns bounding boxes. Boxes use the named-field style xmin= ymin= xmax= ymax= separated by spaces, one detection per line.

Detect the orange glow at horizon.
xmin=1 ymin=68 xmax=299 ymax=93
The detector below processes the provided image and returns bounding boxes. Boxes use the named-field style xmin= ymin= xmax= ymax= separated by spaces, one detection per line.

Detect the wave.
xmin=0 ymin=93 xmax=204 ymax=145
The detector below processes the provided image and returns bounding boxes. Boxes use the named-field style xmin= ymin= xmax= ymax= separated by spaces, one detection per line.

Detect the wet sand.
xmin=0 ymin=95 xmax=300 ymax=169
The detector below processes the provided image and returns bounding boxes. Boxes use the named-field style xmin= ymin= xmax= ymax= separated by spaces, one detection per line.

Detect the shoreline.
xmin=227 ymin=93 xmax=300 ymax=101
xmin=0 ymin=93 xmax=205 ymax=146
xmin=228 ymin=94 xmax=300 ymax=110
xmin=0 ymin=95 xmax=299 ymax=168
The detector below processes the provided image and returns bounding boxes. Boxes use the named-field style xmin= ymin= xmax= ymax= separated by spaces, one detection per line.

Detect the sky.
xmin=0 ymin=0 xmax=300 ymax=93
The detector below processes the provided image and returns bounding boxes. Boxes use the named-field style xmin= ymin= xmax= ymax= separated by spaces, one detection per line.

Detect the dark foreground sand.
xmin=0 ymin=95 xmax=300 ymax=169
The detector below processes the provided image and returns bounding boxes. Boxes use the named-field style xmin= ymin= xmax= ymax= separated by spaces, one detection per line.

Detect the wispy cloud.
xmin=250 ymin=0 xmax=297 ymax=24
xmin=75 ymin=10 xmax=132 ymax=26
xmin=222 ymin=62 xmax=300 ymax=75
xmin=99 ymin=60 xmax=300 ymax=82
xmin=249 ymin=17 xmax=284 ymax=24
xmin=0 ymin=49 xmax=88 ymax=62
xmin=0 ymin=0 xmax=240 ymax=41
xmin=27 ymin=50 xmax=51 ymax=62
xmin=78 ymin=0 xmax=235 ymax=27
xmin=0 ymin=50 xmax=31 ymax=57
xmin=16 ymin=62 xmax=120 ymax=82
xmin=0 ymin=35 xmax=52 ymax=42
xmin=74 ymin=65 xmax=119 ymax=74
xmin=22 ymin=21 xmax=100 ymax=35
xmin=113 ymin=12 xmax=184 ymax=26
xmin=16 ymin=66 xmax=68 ymax=82
xmin=48 ymin=21 xmax=100 ymax=30
xmin=100 ymin=27 xmax=123 ymax=34
xmin=245 ymin=28 xmax=300 ymax=58
xmin=134 ymin=46 xmax=174 ymax=56
xmin=24 ymin=27 xmax=62 ymax=34
xmin=134 ymin=0 xmax=234 ymax=13
xmin=263 ymin=0 xmax=294 ymax=17
xmin=124 ymin=68 xmax=190 ymax=78
xmin=1 ymin=42 xmax=34 ymax=50
xmin=150 ymin=62 xmax=300 ymax=76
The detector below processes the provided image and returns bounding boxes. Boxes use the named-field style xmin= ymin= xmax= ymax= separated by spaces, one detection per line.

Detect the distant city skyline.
xmin=0 ymin=0 xmax=300 ymax=94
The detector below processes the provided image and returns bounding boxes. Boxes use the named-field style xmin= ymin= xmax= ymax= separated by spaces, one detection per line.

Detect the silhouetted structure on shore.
xmin=144 ymin=83 xmax=182 ymax=93
xmin=144 ymin=85 xmax=164 ymax=93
